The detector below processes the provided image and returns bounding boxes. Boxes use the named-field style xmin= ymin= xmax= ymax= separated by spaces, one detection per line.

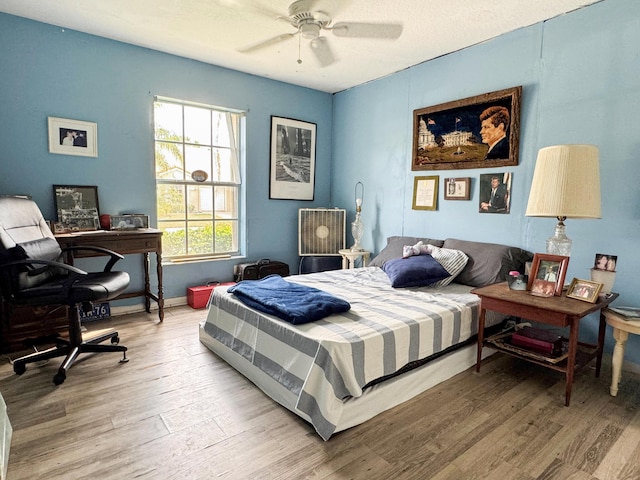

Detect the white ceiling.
xmin=0 ymin=0 xmax=601 ymax=93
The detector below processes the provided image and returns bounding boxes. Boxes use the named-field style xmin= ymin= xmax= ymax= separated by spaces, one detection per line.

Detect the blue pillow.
xmin=382 ymin=254 xmax=451 ymax=288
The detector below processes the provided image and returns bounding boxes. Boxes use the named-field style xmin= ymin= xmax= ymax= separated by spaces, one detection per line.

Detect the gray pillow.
xmin=442 ymin=238 xmax=533 ymax=287
xmin=369 ymin=236 xmax=445 ymax=267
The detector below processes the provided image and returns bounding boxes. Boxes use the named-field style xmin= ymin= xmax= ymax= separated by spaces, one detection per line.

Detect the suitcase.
xmin=233 ymin=258 xmax=290 ymax=282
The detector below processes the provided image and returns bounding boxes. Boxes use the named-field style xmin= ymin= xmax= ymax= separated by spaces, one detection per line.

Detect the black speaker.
xmin=299 ymin=256 xmax=342 ymax=274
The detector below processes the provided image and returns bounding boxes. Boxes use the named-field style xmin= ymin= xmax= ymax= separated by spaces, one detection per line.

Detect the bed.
xmin=199 ymin=237 xmax=532 ymax=440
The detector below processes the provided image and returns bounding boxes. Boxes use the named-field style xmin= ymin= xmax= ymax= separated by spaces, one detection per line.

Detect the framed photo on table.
xmin=269 ymin=116 xmax=316 ymax=200
xmin=53 ymin=185 xmax=100 ymax=232
xmin=527 ymin=253 xmax=569 ymax=297
xmin=566 ymin=278 xmax=603 ymax=303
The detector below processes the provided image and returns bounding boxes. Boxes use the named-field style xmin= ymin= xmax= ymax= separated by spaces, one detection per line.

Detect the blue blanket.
xmin=227 ymin=274 xmax=350 ymax=324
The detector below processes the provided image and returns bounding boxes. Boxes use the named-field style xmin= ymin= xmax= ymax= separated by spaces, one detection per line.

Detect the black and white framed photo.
xmin=53 ymin=185 xmax=100 ymax=232
xmin=48 ymin=116 xmax=98 ymax=157
xmin=269 ymin=116 xmax=316 ymax=200
xmin=110 ymin=214 xmax=149 ymax=230
xmin=444 ymin=177 xmax=471 ymax=200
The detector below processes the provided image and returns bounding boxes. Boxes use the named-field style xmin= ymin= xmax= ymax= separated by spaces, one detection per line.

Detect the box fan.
xmin=298 ymin=208 xmax=346 ymax=256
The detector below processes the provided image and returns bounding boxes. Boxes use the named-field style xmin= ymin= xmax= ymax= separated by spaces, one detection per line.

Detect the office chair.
xmin=0 ymin=196 xmax=130 ymax=385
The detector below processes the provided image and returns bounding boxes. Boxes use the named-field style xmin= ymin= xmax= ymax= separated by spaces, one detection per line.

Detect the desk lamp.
xmin=525 ymin=145 xmax=601 ymax=256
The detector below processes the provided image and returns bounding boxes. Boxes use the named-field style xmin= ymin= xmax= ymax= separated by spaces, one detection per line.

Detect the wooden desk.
xmin=56 ymin=229 xmax=164 ymax=322
xmin=473 ymin=282 xmax=617 ymax=406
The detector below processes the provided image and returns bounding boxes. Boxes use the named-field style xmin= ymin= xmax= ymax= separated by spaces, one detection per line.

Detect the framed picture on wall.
xmin=412 ymin=175 xmax=439 ymax=210
xmin=412 ymin=86 xmax=521 ymax=171
xmin=53 ymin=185 xmax=100 ymax=232
xmin=444 ymin=177 xmax=471 ymax=200
xmin=478 ymin=172 xmax=511 ymax=214
xmin=269 ymin=116 xmax=316 ymax=200
xmin=48 ymin=117 xmax=98 ymax=157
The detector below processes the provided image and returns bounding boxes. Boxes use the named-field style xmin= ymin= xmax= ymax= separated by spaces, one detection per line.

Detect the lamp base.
xmin=546 ymin=222 xmax=572 ymax=256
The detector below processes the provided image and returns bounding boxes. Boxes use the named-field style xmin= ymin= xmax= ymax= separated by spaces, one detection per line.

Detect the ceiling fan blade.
xmin=310 ymin=36 xmax=335 ymax=67
xmin=239 ymin=33 xmax=295 ymax=53
xmin=330 ymin=22 xmax=403 ymax=39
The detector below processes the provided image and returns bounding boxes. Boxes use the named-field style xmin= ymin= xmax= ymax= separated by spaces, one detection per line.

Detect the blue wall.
xmin=2 ymin=0 xmax=640 ymax=365
xmin=332 ymin=0 xmax=640 ymax=364
xmin=0 ymin=13 xmax=333 ymax=299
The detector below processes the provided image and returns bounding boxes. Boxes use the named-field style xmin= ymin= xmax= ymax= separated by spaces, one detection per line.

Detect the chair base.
xmin=13 ymin=328 xmax=128 ymax=385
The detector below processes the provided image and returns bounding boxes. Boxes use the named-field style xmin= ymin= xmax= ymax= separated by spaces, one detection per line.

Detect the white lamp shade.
xmin=526 ymin=144 xmax=601 ymax=219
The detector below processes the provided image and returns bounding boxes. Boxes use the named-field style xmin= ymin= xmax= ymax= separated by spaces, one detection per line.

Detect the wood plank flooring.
xmin=1 ymin=306 xmax=640 ymax=480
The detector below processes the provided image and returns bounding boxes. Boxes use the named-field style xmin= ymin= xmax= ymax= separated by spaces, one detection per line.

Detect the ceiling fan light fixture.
xmin=299 ymin=22 xmax=321 ymax=39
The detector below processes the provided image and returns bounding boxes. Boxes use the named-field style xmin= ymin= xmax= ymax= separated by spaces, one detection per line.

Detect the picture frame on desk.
xmin=527 ymin=253 xmax=569 ymax=297
xmin=110 ymin=214 xmax=149 ymax=230
xmin=53 ymin=184 xmax=100 ymax=232
xmin=566 ymin=278 xmax=603 ymax=303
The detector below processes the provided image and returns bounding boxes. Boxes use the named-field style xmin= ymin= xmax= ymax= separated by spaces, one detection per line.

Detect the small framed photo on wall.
xmin=48 ymin=117 xmax=98 ymax=157
xmin=444 ymin=177 xmax=471 ymax=200
xmin=479 ymin=172 xmax=511 ymax=214
xmin=412 ymin=175 xmax=439 ymax=210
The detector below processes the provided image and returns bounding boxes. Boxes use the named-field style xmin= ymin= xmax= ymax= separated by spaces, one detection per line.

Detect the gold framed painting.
xmin=412 ymin=86 xmax=521 ymax=171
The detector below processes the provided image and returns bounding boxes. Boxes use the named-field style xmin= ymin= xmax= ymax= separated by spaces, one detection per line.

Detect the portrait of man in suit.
xmin=479 ymin=105 xmax=510 ymax=160
xmin=479 ymin=172 xmax=511 ymax=214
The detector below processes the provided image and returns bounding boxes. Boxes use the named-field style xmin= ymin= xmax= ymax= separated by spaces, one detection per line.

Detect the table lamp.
xmin=525 ymin=145 xmax=601 ymax=256
xmin=351 ymin=181 xmax=364 ymax=251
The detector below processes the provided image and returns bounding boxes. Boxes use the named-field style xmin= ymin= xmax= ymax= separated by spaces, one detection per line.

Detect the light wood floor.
xmin=1 ymin=306 xmax=640 ymax=480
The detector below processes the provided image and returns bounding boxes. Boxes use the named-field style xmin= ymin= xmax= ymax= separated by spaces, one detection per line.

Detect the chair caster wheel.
xmin=13 ymin=363 xmax=26 ymax=375
xmin=53 ymin=372 xmax=66 ymax=385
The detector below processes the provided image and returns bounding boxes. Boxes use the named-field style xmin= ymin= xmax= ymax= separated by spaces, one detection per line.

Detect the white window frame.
xmin=153 ymin=96 xmax=244 ymax=262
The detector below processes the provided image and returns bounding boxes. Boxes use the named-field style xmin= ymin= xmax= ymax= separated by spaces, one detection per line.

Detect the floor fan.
xmin=298 ymin=208 xmax=345 ymax=273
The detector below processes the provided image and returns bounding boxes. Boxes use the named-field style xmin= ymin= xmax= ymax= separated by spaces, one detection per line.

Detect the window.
xmin=154 ymin=97 xmax=244 ymax=261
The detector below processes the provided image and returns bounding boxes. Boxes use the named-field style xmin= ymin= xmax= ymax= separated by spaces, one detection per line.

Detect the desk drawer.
xmin=69 ymin=237 xmax=161 ymax=255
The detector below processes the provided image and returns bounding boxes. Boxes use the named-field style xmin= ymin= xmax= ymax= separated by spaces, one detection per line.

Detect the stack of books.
xmin=511 ymin=326 xmax=564 ymax=357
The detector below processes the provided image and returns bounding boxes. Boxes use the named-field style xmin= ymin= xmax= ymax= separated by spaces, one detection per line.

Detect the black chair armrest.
xmin=0 ymin=258 xmax=87 ymax=300
xmin=0 ymin=258 xmax=87 ymax=276
xmin=62 ymin=245 xmax=125 ymax=272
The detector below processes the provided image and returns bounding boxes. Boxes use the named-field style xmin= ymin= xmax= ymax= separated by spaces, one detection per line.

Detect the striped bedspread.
xmin=202 ymin=267 xmax=495 ymax=440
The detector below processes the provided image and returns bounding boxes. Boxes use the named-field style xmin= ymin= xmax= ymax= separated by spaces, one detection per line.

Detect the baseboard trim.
xmin=109 ymin=296 xmax=188 ymax=317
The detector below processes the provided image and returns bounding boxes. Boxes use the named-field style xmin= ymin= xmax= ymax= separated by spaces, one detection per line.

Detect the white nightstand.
xmin=339 ymin=249 xmax=371 ymax=269
xmin=603 ymin=309 xmax=640 ymax=396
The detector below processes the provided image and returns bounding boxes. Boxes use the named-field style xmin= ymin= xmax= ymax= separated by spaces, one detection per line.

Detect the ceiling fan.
xmin=232 ymin=0 xmax=403 ymax=67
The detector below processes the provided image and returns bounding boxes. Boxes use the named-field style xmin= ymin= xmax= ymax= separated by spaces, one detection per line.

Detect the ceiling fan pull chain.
xmin=297 ymin=31 xmax=303 ymax=64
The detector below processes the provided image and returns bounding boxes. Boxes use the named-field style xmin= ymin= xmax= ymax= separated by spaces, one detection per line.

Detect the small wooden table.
xmin=603 ymin=309 xmax=640 ymax=396
xmin=56 ymin=229 xmax=164 ymax=322
xmin=472 ymin=282 xmax=618 ymax=406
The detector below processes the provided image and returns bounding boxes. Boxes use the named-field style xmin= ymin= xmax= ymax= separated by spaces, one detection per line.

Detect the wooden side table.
xmin=338 ymin=249 xmax=370 ymax=269
xmin=603 ymin=309 xmax=640 ymax=396
xmin=472 ymin=282 xmax=618 ymax=406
